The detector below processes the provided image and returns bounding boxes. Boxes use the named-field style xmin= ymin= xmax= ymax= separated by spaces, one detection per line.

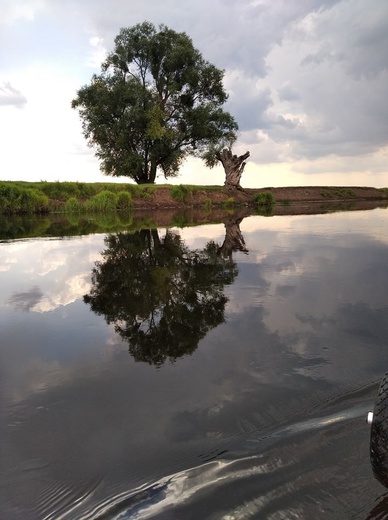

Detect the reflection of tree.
xmin=219 ymin=217 xmax=248 ymax=259
xmin=84 ymin=229 xmax=238 ymax=366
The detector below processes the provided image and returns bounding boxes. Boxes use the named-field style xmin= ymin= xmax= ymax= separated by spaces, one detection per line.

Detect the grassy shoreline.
xmin=0 ymin=180 xmax=387 ymax=215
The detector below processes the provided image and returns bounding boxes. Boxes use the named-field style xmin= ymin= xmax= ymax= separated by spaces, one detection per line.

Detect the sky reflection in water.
xmin=1 ymin=209 xmax=388 ymax=519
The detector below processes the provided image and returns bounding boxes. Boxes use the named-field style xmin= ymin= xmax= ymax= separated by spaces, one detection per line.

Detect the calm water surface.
xmin=2 ymin=209 xmax=388 ymax=519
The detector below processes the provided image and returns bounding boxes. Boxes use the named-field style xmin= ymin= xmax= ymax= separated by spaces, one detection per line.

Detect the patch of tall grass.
xmin=320 ymin=187 xmax=357 ymax=199
xmin=64 ymin=197 xmax=82 ymax=213
xmin=127 ymin=185 xmax=154 ymax=200
xmin=85 ymin=190 xmax=117 ymax=212
xmin=116 ymin=191 xmax=133 ymax=210
xmin=64 ymin=190 xmax=133 ymax=213
xmin=171 ymin=184 xmax=191 ymax=201
xmin=253 ymin=192 xmax=275 ymax=208
xmin=0 ymin=183 xmax=50 ymax=214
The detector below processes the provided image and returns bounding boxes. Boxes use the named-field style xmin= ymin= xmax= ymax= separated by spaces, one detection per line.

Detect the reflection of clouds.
xmin=37 ymin=248 xmax=69 ymax=276
xmin=241 ymin=209 xmax=388 ymax=246
xmin=179 ymin=223 xmax=225 ymax=248
xmin=225 ymin=286 xmax=263 ymax=316
xmin=3 ymin=318 xmax=121 ymax=408
xmin=88 ymin=250 xmax=103 ymax=263
xmin=233 ymin=212 xmax=388 ymax=345
xmin=261 ymin=238 xmax=388 ymax=342
xmin=33 ymin=273 xmax=91 ymax=313
xmin=276 ymin=284 xmax=296 ymax=298
xmin=0 ymin=241 xmax=29 ymax=272
xmin=219 ymin=210 xmax=388 ymax=386
xmin=34 ymin=243 xmax=101 ymax=277
xmin=32 ymin=238 xmax=102 ymax=277
xmin=9 ymin=358 xmax=65 ymax=405
xmin=0 ymin=256 xmax=16 ymax=272
xmin=8 ymin=286 xmax=43 ymax=311
xmin=0 ymin=235 xmax=103 ymax=312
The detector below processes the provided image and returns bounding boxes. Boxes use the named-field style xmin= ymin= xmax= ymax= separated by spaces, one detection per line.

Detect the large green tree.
xmin=72 ymin=22 xmax=237 ymax=184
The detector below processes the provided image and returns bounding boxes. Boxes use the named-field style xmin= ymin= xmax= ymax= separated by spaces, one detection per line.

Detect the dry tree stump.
xmin=216 ymin=149 xmax=250 ymax=190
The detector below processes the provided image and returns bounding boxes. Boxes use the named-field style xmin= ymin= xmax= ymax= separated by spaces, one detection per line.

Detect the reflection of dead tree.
xmin=216 ymin=148 xmax=250 ymax=190
xmin=219 ymin=217 xmax=248 ymax=259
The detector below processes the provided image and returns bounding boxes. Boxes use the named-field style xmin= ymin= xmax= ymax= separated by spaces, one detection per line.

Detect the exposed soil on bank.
xmin=131 ymin=185 xmax=387 ymax=210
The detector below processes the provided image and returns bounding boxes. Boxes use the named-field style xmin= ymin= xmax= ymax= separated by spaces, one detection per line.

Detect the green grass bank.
xmin=0 ymin=180 xmax=387 ymax=215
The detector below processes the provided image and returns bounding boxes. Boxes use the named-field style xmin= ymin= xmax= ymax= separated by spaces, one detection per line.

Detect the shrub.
xmin=0 ymin=184 xmax=22 ymax=213
xmin=116 ymin=191 xmax=133 ymax=210
xmin=138 ymin=186 xmax=153 ymax=200
xmin=65 ymin=197 xmax=82 ymax=213
xmin=86 ymin=190 xmax=117 ymax=212
xmin=253 ymin=192 xmax=275 ymax=208
xmin=20 ymin=189 xmax=50 ymax=213
xmin=0 ymin=184 xmax=49 ymax=214
xmin=171 ymin=184 xmax=190 ymax=201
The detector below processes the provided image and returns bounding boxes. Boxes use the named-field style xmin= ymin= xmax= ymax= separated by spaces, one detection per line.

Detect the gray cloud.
xmin=277 ymin=83 xmax=301 ymax=102
xmin=225 ymin=81 xmax=273 ymax=132
xmin=269 ymin=0 xmax=388 ymax=160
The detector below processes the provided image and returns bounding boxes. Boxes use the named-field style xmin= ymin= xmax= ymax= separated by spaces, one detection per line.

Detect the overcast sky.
xmin=1 ymin=0 xmax=387 ymax=187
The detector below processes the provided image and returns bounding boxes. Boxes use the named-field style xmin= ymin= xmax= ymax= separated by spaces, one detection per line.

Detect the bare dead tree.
xmin=215 ymin=148 xmax=250 ymax=190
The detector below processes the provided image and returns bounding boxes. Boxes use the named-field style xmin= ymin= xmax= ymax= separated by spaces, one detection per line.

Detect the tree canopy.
xmin=72 ymin=22 xmax=237 ymax=184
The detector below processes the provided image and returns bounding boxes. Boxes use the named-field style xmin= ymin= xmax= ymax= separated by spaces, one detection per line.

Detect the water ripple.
xmin=74 ymin=403 xmax=370 ymax=520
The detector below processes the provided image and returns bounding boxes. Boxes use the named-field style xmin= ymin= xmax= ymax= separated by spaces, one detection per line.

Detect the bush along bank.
xmin=0 ymin=183 xmax=50 ymax=214
xmin=0 ymin=181 xmax=142 ymax=215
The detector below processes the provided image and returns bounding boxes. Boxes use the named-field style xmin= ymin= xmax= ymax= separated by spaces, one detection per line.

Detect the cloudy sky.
xmin=1 ymin=0 xmax=387 ymax=187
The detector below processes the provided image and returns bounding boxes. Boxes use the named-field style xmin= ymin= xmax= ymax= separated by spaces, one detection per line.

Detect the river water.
xmin=2 ymin=207 xmax=388 ymax=519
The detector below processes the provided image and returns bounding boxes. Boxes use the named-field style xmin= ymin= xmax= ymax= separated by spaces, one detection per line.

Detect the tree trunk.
xmin=216 ymin=149 xmax=250 ymax=190
xmin=149 ymin=157 xmax=157 ymax=184
xmin=137 ymin=157 xmax=157 ymax=184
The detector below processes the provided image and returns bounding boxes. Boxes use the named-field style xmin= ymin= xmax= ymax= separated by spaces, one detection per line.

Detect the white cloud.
xmin=87 ymin=36 xmax=107 ymax=68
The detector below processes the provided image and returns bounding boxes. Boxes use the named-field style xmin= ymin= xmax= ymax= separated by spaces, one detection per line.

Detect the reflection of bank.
xmin=84 ymin=221 xmax=248 ymax=366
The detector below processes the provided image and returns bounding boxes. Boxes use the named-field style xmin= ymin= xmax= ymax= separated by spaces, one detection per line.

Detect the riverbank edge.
xmin=130 ymin=186 xmax=388 ymax=210
xmin=1 ymin=181 xmax=387 ymax=214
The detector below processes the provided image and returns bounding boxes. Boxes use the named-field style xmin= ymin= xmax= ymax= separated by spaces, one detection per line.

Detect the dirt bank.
xmin=131 ymin=185 xmax=387 ymax=210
